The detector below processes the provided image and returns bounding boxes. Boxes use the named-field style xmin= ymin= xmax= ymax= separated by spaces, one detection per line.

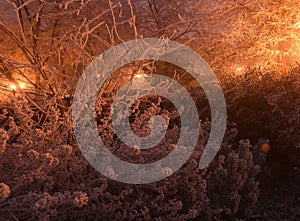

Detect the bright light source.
xmin=236 ymin=67 xmax=243 ymax=72
xmin=19 ymin=83 xmax=25 ymax=89
xmin=134 ymin=73 xmax=144 ymax=79
xmin=10 ymin=84 xmax=17 ymax=90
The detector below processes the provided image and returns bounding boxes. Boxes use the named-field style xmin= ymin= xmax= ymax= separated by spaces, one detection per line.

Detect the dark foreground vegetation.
xmin=0 ymin=0 xmax=300 ymax=220
xmin=0 ymin=65 xmax=299 ymax=220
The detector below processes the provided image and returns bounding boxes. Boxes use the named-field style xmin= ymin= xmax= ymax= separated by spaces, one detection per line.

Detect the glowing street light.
xmin=134 ymin=73 xmax=144 ymax=79
xmin=10 ymin=84 xmax=17 ymax=90
xmin=9 ymin=82 xmax=26 ymax=91
xmin=236 ymin=67 xmax=242 ymax=72
xmin=19 ymin=83 xmax=25 ymax=89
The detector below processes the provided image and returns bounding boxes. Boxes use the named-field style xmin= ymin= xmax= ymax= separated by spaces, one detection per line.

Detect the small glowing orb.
xmin=134 ymin=73 xmax=144 ymax=79
xmin=19 ymin=83 xmax=25 ymax=89
xmin=236 ymin=67 xmax=243 ymax=72
xmin=10 ymin=84 xmax=17 ymax=90
xmin=261 ymin=143 xmax=271 ymax=153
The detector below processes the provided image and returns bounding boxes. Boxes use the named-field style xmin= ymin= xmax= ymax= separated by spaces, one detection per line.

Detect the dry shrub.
xmin=1 ymin=1 xmax=299 ymax=220
xmin=0 ymin=92 xmax=262 ymax=220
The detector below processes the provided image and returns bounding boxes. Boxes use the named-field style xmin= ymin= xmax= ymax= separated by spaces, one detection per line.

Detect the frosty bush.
xmin=0 ymin=183 xmax=10 ymax=200
xmin=223 ymin=64 xmax=300 ymax=168
xmin=0 ymin=91 xmax=264 ymax=220
xmin=0 ymin=128 xmax=9 ymax=153
xmin=1 ymin=0 xmax=299 ymax=99
xmin=133 ymin=0 xmax=300 ymax=73
xmin=0 ymin=1 xmax=299 ymax=220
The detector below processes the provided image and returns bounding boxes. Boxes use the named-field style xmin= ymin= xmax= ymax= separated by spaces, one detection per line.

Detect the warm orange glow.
xmin=19 ymin=83 xmax=25 ymax=89
xmin=261 ymin=143 xmax=271 ymax=153
xmin=234 ymin=66 xmax=244 ymax=74
xmin=9 ymin=82 xmax=26 ymax=90
xmin=10 ymin=84 xmax=17 ymax=90
xmin=236 ymin=67 xmax=243 ymax=72
xmin=134 ymin=73 xmax=144 ymax=79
